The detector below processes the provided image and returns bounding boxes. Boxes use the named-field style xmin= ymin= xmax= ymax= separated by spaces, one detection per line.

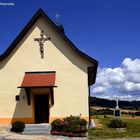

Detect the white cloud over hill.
xmin=92 ymin=58 xmax=140 ymax=101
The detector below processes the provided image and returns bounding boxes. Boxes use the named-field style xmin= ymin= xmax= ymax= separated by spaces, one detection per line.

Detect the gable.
xmin=0 ymin=9 xmax=98 ymax=85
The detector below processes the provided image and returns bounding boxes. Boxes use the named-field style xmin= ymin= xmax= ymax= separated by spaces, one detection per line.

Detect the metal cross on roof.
xmin=34 ymin=30 xmax=50 ymax=59
xmin=55 ymin=13 xmax=61 ymax=24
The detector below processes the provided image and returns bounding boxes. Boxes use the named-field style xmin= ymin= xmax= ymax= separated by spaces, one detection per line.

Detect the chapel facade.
xmin=0 ymin=9 xmax=98 ymax=124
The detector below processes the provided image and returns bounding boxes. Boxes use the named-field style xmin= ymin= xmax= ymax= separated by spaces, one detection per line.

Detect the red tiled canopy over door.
xmin=19 ymin=71 xmax=56 ymax=88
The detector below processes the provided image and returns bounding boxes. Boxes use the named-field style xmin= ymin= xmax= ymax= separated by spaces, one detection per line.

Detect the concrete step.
xmin=23 ymin=127 xmax=51 ymax=130
xmin=23 ymin=128 xmax=50 ymax=132
xmin=22 ymin=124 xmax=51 ymax=135
xmin=22 ymin=131 xmax=50 ymax=135
xmin=25 ymin=124 xmax=50 ymax=128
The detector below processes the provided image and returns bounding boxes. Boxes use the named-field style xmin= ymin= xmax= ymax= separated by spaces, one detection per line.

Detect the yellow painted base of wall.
xmin=0 ymin=118 xmax=34 ymax=124
xmin=0 ymin=116 xmax=89 ymax=124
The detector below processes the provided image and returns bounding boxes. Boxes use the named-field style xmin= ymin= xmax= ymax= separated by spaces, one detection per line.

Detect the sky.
xmin=0 ymin=0 xmax=140 ymax=101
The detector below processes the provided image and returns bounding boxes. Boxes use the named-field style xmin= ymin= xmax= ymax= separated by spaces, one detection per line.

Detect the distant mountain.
xmin=90 ymin=97 xmax=140 ymax=110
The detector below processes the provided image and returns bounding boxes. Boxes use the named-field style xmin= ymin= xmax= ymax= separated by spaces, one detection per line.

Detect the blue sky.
xmin=0 ymin=0 xmax=140 ymax=100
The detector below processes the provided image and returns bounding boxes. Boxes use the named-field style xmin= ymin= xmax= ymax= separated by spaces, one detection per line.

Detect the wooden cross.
xmin=34 ymin=30 xmax=50 ymax=58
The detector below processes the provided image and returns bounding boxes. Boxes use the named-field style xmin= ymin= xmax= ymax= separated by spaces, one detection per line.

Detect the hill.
xmin=90 ymin=97 xmax=140 ymax=110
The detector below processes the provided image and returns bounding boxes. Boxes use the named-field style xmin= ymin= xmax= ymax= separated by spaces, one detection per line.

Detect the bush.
xmin=108 ymin=119 xmax=127 ymax=128
xmin=132 ymin=112 xmax=135 ymax=117
xmin=64 ymin=115 xmax=80 ymax=125
xmin=11 ymin=121 xmax=25 ymax=132
xmin=51 ymin=119 xmax=62 ymax=131
xmin=93 ymin=109 xmax=113 ymax=115
xmin=135 ymin=111 xmax=140 ymax=116
xmin=64 ymin=116 xmax=87 ymax=133
xmin=51 ymin=115 xmax=87 ymax=137
xmin=79 ymin=119 xmax=87 ymax=126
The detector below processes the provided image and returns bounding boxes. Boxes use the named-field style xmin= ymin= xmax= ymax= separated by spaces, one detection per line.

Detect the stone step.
xmin=24 ymin=126 xmax=51 ymax=129
xmin=22 ymin=124 xmax=51 ymax=135
xmin=23 ymin=128 xmax=51 ymax=132
xmin=22 ymin=131 xmax=50 ymax=135
xmin=25 ymin=124 xmax=50 ymax=128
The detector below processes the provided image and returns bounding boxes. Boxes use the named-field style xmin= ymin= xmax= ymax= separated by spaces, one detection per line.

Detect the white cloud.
xmin=92 ymin=58 xmax=140 ymax=101
xmin=125 ymin=73 xmax=140 ymax=83
xmin=122 ymin=58 xmax=140 ymax=72
xmin=92 ymin=86 xmax=106 ymax=93
xmin=119 ymin=95 xmax=133 ymax=101
xmin=123 ymin=81 xmax=140 ymax=92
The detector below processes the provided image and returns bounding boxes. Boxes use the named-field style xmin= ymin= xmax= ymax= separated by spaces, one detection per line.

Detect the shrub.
xmin=51 ymin=115 xmax=87 ymax=137
xmin=11 ymin=121 xmax=25 ymax=132
xmin=63 ymin=116 xmax=86 ymax=133
xmin=108 ymin=119 xmax=127 ymax=128
xmin=79 ymin=119 xmax=87 ymax=126
xmin=132 ymin=112 xmax=135 ymax=117
xmin=135 ymin=111 xmax=140 ymax=116
xmin=94 ymin=109 xmax=113 ymax=115
xmin=51 ymin=119 xmax=62 ymax=131
xmin=63 ymin=115 xmax=80 ymax=125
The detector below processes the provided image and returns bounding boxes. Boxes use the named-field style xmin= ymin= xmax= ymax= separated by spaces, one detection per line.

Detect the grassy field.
xmin=88 ymin=115 xmax=140 ymax=139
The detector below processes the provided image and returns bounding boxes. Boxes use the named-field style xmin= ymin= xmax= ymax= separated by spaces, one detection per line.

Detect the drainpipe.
xmin=88 ymin=85 xmax=91 ymax=128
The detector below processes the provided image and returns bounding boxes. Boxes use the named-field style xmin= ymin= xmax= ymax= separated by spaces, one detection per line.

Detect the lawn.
xmin=88 ymin=115 xmax=140 ymax=139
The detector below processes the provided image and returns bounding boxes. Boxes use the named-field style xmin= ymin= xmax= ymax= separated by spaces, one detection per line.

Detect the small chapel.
xmin=0 ymin=9 xmax=98 ymax=124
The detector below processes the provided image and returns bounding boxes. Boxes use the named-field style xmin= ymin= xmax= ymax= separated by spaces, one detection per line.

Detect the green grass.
xmin=88 ymin=115 xmax=140 ymax=139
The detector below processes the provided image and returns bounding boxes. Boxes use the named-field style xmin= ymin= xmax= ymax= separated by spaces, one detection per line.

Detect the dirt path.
xmin=93 ymin=119 xmax=102 ymax=128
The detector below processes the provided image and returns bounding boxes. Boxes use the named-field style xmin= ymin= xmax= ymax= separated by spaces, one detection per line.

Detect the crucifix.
xmin=114 ymin=96 xmax=121 ymax=118
xmin=34 ymin=30 xmax=50 ymax=59
xmin=115 ymin=97 xmax=119 ymax=109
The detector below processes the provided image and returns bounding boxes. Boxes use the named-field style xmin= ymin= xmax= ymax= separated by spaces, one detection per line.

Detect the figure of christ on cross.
xmin=34 ymin=30 xmax=50 ymax=59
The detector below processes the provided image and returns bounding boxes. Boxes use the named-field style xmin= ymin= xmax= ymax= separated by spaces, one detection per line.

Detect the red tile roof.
xmin=19 ymin=72 xmax=56 ymax=87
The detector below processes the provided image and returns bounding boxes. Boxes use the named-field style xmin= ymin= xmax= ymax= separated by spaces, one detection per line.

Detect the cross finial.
xmin=34 ymin=30 xmax=50 ymax=59
xmin=55 ymin=13 xmax=61 ymax=24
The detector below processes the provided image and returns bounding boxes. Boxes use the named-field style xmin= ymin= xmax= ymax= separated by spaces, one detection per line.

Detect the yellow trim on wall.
xmin=0 ymin=116 xmax=88 ymax=124
xmin=0 ymin=118 xmax=33 ymax=124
